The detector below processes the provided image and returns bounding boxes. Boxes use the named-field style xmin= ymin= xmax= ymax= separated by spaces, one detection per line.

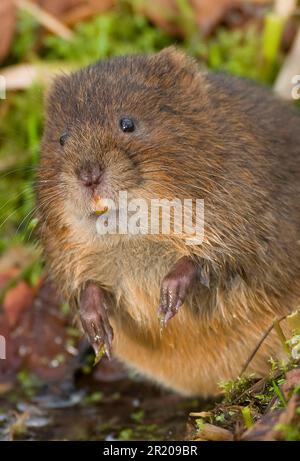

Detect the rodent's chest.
xmin=95 ymin=238 xmax=179 ymax=311
xmin=112 ymin=239 xmax=176 ymax=284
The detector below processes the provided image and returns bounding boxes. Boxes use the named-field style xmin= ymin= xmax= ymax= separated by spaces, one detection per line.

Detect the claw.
xmin=158 ymin=256 xmax=199 ymax=328
xmin=79 ymin=282 xmax=114 ymax=363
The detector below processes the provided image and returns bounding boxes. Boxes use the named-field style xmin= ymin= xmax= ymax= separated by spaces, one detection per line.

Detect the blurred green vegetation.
xmin=0 ymin=0 xmax=298 ymax=253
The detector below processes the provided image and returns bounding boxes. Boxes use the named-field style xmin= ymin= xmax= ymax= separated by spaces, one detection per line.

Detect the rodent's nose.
xmin=78 ymin=164 xmax=103 ymax=189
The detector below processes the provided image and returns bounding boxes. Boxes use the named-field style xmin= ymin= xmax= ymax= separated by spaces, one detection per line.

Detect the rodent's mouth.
xmin=89 ymin=206 xmax=123 ymax=220
xmin=90 ymin=195 xmax=110 ymax=215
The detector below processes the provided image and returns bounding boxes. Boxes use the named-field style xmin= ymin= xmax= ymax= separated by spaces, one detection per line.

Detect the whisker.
xmin=0 ymin=186 xmax=33 ymax=213
xmin=0 ymin=209 xmax=20 ymax=230
xmin=0 ymin=166 xmax=36 ymax=179
xmin=14 ymin=208 xmax=36 ymax=239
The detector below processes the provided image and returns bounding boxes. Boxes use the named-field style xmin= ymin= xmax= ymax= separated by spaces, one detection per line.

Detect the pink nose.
xmin=78 ymin=165 xmax=103 ymax=189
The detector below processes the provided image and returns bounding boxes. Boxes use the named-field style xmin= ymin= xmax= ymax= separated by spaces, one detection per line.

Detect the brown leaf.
xmin=242 ymin=378 xmax=300 ymax=441
xmin=0 ymin=269 xmax=19 ymax=290
xmin=138 ymin=0 xmax=266 ymax=36
xmin=0 ymin=382 xmax=13 ymax=394
xmin=0 ymin=246 xmax=36 ymax=274
xmin=61 ymin=0 xmax=115 ymax=26
xmin=36 ymin=0 xmax=114 ymax=25
xmin=242 ymin=411 xmax=281 ymax=441
xmin=0 ymin=0 xmax=16 ymax=63
xmin=137 ymin=0 xmax=181 ymax=36
xmin=191 ymin=0 xmax=241 ymax=34
xmin=3 ymin=281 xmax=35 ymax=327
xmin=195 ymin=423 xmax=234 ymax=441
xmin=37 ymin=0 xmax=84 ymax=17
xmin=0 ymin=280 xmax=75 ymax=383
xmin=281 ymin=368 xmax=300 ymax=400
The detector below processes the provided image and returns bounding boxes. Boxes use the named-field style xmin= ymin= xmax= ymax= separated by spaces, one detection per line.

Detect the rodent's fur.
xmin=37 ymin=47 xmax=300 ymax=396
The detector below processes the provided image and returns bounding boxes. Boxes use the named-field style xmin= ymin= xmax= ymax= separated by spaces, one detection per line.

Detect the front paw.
xmin=158 ymin=256 xmax=198 ymax=328
xmin=79 ymin=283 xmax=113 ymax=361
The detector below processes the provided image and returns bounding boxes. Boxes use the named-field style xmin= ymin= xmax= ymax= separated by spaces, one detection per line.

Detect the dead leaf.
xmin=281 ymin=368 xmax=300 ymax=400
xmin=1 ymin=62 xmax=73 ymax=91
xmin=195 ymin=423 xmax=234 ymax=441
xmin=241 ymin=411 xmax=281 ymax=441
xmin=37 ymin=0 xmax=84 ymax=17
xmin=0 ymin=382 xmax=13 ymax=395
xmin=242 ymin=372 xmax=300 ymax=440
xmin=138 ymin=0 xmax=269 ymax=36
xmin=191 ymin=0 xmax=241 ymax=34
xmin=0 ymin=269 xmax=19 ymax=290
xmin=3 ymin=281 xmax=35 ymax=327
xmin=137 ymin=0 xmax=181 ymax=36
xmin=36 ymin=0 xmax=114 ymax=25
xmin=189 ymin=411 xmax=213 ymax=418
xmin=272 ymin=394 xmax=300 ymax=441
xmin=0 ymin=246 xmax=37 ymax=274
xmin=0 ymin=0 xmax=16 ymax=63
xmin=61 ymin=0 xmax=114 ymax=26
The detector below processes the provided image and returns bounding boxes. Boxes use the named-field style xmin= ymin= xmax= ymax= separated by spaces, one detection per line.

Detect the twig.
xmin=15 ymin=0 xmax=74 ymax=41
xmin=1 ymin=62 xmax=73 ymax=91
xmin=240 ymin=315 xmax=287 ymax=376
xmin=274 ymin=0 xmax=296 ymax=19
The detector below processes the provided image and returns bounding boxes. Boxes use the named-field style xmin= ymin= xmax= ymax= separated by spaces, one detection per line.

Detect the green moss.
xmin=195 ymin=418 xmax=205 ymax=431
xmin=84 ymin=391 xmax=104 ymax=404
xmin=43 ymin=5 xmax=173 ymax=64
xmin=0 ymin=86 xmax=43 ymax=251
xmin=197 ymin=25 xmax=281 ymax=84
xmin=131 ymin=410 xmax=145 ymax=423
xmin=219 ymin=375 xmax=256 ymax=405
xmin=16 ymin=370 xmax=43 ymax=398
xmin=118 ymin=427 xmax=134 ymax=441
xmin=275 ymin=422 xmax=300 ymax=441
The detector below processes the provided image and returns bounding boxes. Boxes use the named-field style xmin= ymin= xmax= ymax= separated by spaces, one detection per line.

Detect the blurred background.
xmin=0 ymin=0 xmax=300 ymax=441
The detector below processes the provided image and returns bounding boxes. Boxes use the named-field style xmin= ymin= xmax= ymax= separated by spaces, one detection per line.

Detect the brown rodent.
xmin=37 ymin=47 xmax=300 ymax=396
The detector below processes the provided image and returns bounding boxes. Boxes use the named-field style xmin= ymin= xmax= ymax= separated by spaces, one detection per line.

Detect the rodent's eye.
xmin=59 ymin=132 xmax=69 ymax=146
xmin=119 ymin=117 xmax=135 ymax=133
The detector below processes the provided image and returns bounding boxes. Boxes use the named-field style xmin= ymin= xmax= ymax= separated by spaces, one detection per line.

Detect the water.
xmin=0 ymin=372 xmax=202 ymax=441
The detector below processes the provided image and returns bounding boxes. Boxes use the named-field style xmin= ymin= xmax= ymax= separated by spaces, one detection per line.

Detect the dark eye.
xmin=119 ymin=117 xmax=135 ymax=133
xmin=59 ymin=132 xmax=69 ymax=146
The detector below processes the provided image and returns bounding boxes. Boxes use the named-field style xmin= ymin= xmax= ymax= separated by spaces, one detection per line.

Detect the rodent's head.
xmin=38 ymin=47 xmax=211 ymax=238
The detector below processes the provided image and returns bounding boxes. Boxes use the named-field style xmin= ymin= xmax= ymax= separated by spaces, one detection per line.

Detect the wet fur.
xmin=37 ymin=48 xmax=300 ymax=396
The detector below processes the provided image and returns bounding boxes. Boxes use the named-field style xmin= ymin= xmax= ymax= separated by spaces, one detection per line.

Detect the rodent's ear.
xmin=153 ymin=46 xmax=202 ymax=86
xmin=156 ymin=46 xmax=194 ymax=66
xmin=43 ymin=73 xmax=70 ymax=109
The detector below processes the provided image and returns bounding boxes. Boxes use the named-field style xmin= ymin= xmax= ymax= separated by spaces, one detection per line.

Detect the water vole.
xmin=37 ymin=47 xmax=300 ymax=396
